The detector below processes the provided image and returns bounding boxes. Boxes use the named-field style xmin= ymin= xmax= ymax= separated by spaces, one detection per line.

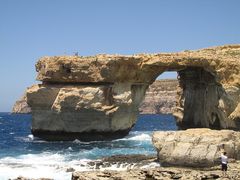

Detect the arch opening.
xmin=138 ymin=66 xmax=224 ymax=131
xmin=138 ymin=71 xmax=178 ymax=131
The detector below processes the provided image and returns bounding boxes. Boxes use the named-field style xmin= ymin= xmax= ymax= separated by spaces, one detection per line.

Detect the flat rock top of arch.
xmin=36 ymin=44 xmax=240 ymax=86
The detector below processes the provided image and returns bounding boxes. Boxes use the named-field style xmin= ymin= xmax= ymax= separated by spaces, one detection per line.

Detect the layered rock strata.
xmin=26 ymin=45 xmax=240 ymax=140
xmin=152 ymin=128 xmax=240 ymax=167
xmin=139 ymin=79 xmax=177 ymax=114
xmin=13 ymin=79 xmax=177 ymax=114
xmin=27 ymin=83 xmax=147 ymax=140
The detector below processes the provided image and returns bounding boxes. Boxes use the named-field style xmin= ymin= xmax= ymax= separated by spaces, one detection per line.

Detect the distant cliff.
xmin=12 ymin=92 xmax=31 ymax=114
xmin=12 ymin=80 xmax=178 ymax=115
xmin=139 ymin=79 xmax=177 ymax=114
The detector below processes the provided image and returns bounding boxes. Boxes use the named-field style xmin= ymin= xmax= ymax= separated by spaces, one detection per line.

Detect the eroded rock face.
xmin=175 ymin=67 xmax=235 ymax=129
xmin=26 ymin=45 xmax=240 ymax=140
xmin=27 ymin=83 xmax=147 ymax=140
xmin=152 ymin=128 xmax=240 ymax=167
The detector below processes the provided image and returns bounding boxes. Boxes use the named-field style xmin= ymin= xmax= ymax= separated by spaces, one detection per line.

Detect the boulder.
xmin=152 ymin=128 xmax=240 ymax=167
xmin=26 ymin=45 xmax=240 ymax=140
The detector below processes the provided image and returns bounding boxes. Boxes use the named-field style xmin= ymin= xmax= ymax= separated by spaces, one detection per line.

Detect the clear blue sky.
xmin=0 ymin=0 xmax=240 ymax=112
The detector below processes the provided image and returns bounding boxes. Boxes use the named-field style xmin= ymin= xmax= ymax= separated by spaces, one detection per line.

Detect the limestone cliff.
xmin=12 ymin=92 xmax=31 ymax=114
xmin=152 ymin=128 xmax=240 ymax=167
xmin=139 ymin=79 xmax=177 ymax=114
xmin=26 ymin=45 xmax=240 ymax=140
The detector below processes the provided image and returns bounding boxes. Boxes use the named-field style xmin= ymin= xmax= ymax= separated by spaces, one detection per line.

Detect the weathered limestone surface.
xmin=27 ymin=83 xmax=147 ymax=140
xmin=152 ymin=128 xmax=240 ymax=167
xmin=26 ymin=45 xmax=240 ymax=140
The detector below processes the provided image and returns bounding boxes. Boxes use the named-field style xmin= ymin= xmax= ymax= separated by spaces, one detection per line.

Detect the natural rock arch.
xmin=26 ymin=45 xmax=240 ymax=141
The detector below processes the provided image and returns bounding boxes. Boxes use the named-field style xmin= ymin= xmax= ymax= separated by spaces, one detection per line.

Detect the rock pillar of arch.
xmin=26 ymin=45 xmax=240 ymax=141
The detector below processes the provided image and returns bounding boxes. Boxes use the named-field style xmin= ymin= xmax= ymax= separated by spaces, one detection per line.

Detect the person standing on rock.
xmin=221 ymin=152 xmax=228 ymax=177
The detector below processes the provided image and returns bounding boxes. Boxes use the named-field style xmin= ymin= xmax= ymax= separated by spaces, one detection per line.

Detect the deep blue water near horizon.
xmin=0 ymin=112 xmax=177 ymax=179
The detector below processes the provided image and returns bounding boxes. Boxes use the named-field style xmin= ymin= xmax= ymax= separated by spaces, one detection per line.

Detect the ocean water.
xmin=0 ymin=113 xmax=177 ymax=180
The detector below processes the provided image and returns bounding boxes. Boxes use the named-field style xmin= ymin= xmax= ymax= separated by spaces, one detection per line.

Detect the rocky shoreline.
xmin=12 ymin=154 xmax=240 ymax=180
xmin=10 ymin=127 xmax=240 ymax=179
xmin=10 ymin=129 xmax=240 ymax=179
xmin=72 ymin=163 xmax=240 ymax=180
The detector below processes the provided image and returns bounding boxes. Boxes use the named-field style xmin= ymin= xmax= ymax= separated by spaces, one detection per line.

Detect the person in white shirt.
xmin=221 ymin=152 xmax=228 ymax=177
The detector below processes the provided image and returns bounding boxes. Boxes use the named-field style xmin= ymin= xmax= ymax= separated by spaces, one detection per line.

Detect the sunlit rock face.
xmin=27 ymin=83 xmax=148 ymax=141
xmin=13 ymin=79 xmax=178 ymax=115
xmin=26 ymin=45 xmax=240 ymax=140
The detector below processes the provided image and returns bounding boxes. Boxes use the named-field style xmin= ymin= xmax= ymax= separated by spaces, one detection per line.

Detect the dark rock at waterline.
xmin=31 ymin=128 xmax=132 ymax=141
xmin=66 ymin=167 xmax=75 ymax=172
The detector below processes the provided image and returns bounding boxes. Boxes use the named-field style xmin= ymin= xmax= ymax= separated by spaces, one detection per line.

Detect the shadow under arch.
xmin=163 ymin=66 xmax=226 ymax=130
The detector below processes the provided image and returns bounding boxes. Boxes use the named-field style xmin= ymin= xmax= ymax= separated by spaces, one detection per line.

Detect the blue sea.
xmin=0 ymin=113 xmax=177 ymax=180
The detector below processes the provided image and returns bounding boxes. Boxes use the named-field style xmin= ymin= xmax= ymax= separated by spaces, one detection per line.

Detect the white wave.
xmin=67 ymin=147 xmax=73 ymax=151
xmin=98 ymin=162 xmax=136 ymax=171
xmin=115 ymin=132 xmax=152 ymax=141
xmin=73 ymin=139 xmax=81 ymax=143
xmin=140 ymin=162 xmax=160 ymax=169
xmin=0 ymin=153 xmax=99 ymax=179
xmin=0 ymin=151 xmax=160 ymax=180
xmin=0 ymin=152 xmax=104 ymax=179
xmin=0 ymin=163 xmax=71 ymax=180
xmin=15 ymin=135 xmax=47 ymax=143
xmin=0 ymin=153 xmax=71 ymax=180
xmin=127 ymin=133 xmax=151 ymax=141
xmin=73 ymin=139 xmax=110 ymax=144
xmin=73 ymin=139 xmax=91 ymax=144
xmin=28 ymin=134 xmax=34 ymax=140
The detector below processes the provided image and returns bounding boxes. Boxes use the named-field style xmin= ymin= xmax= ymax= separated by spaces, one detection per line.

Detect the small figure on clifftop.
xmin=221 ymin=152 xmax=228 ymax=177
